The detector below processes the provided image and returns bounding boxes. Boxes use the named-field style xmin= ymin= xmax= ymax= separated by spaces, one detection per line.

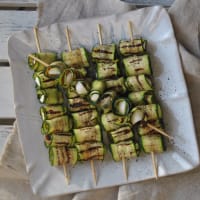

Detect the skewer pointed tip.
xmin=63 ymin=164 xmax=70 ymax=185
xmin=151 ymin=152 xmax=158 ymax=180
xmin=122 ymin=157 xmax=128 ymax=181
xmin=147 ymin=123 xmax=173 ymax=140
xmin=90 ymin=160 xmax=97 ymax=185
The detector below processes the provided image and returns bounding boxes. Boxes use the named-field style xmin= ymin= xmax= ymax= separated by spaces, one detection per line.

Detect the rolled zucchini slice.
xmin=119 ymin=39 xmax=147 ymax=56
xmin=105 ymin=77 xmax=127 ymax=94
xmin=99 ymin=90 xmax=116 ymax=113
xmin=130 ymin=104 xmax=162 ymax=125
xmin=59 ymin=68 xmax=87 ymax=88
xmin=37 ymin=88 xmax=64 ymax=105
xmin=64 ymin=82 xmax=79 ymax=98
xmin=33 ymin=71 xmax=57 ymax=89
xmin=128 ymin=90 xmax=155 ymax=105
xmin=89 ymin=80 xmax=106 ymax=104
xmin=28 ymin=52 xmax=57 ymax=72
xmin=61 ymin=48 xmax=89 ymax=68
xmin=141 ymin=134 xmax=164 ymax=153
xmin=91 ymin=43 xmax=116 ymax=62
xmin=40 ymin=105 xmax=67 ymax=120
xmin=74 ymin=125 xmax=102 ymax=143
xmin=68 ymin=97 xmax=94 ymax=112
xmin=123 ymin=54 xmax=151 ymax=76
xmin=75 ymin=80 xmax=91 ymax=97
xmin=137 ymin=120 xmax=163 ymax=135
xmin=42 ymin=115 xmax=73 ymax=134
xmin=113 ymin=97 xmax=131 ymax=116
xmin=109 ymin=126 xmax=134 ymax=143
xmin=44 ymin=133 xmax=74 ymax=147
xmin=75 ymin=142 xmax=105 ymax=161
xmin=110 ymin=141 xmax=139 ymax=161
xmin=96 ymin=62 xmax=119 ymax=79
xmin=72 ymin=109 xmax=98 ymax=128
xmin=49 ymin=147 xmax=77 ymax=166
xmin=101 ymin=112 xmax=128 ymax=132
xmin=44 ymin=61 xmax=66 ymax=79
xmin=125 ymin=75 xmax=153 ymax=92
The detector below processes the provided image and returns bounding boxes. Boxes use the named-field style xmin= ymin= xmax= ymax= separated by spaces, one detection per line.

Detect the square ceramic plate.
xmin=8 ymin=6 xmax=199 ymax=198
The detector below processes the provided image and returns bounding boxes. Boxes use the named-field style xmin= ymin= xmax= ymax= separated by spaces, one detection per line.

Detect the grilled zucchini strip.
xmin=96 ymin=62 xmax=119 ymax=79
xmin=141 ymin=134 xmax=164 ymax=153
xmin=101 ymin=112 xmax=128 ymax=132
xmin=68 ymin=97 xmax=94 ymax=112
xmin=113 ymin=97 xmax=131 ymax=116
xmin=108 ymin=126 xmax=134 ymax=143
xmin=40 ymin=105 xmax=67 ymax=120
xmin=61 ymin=48 xmax=89 ymax=68
xmin=99 ymin=90 xmax=116 ymax=114
xmin=72 ymin=109 xmax=98 ymax=128
xmin=42 ymin=115 xmax=73 ymax=134
xmin=44 ymin=61 xmax=66 ymax=79
xmin=28 ymin=52 xmax=57 ymax=72
xmin=137 ymin=120 xmax=163 ymax=136
xmin=74 ymin=125 xmax=102 ymax=143
xmin=130 ymin=104 xmax=162 ymax=125
xmin=75 ymin=80 xmax=91 ymax=97
xmin=123 ymin=54 xmax=151 ymax=76
xmin=128 ymin=90 xmax=155 ymax=106
xmin=33 ymin=71 xmax=57 ymax=89
xmin=110 ymin=141 xmax=139 ymax=161
xmin=49 ymin=147 xmax=77 ymax=166
xmin=105 ymin=77 xmax=127 ymax=94
xmin=59 ymin=68 xmax=87 ymax=88
xmin=89 ymin=80 xmax=106 ymax=104
xmin=119 ymin=39 xmax=147 ymax=56
xmin=63 ymin=81 xmax=79 ymax=98
xmin=44 ymin=134 xmax=74 ymax=147
xmin=37 ymin=88 xmax=64 ymax=105
xmin=75 ymin=142 xmax=105 ymax=161
xmin=125 ymin=75 xmax=153 ymax=92
xmin=92 ymin=43 xmax=116 ymax=62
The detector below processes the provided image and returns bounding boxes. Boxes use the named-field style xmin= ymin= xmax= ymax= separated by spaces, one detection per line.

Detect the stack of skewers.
xmin=27 ymin=23 xmax=172 ymax=185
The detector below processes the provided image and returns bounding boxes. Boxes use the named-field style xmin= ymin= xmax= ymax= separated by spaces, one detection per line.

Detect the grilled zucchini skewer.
xmin=96 ymin=24 xmax=129 ymax=180
xmin=64 ymin=26 xmax=97 ymax=185
xmin=32 ymin=27 xmax=70 ymax=184
xmin=125 ymin=21 xmax=160 ymax=179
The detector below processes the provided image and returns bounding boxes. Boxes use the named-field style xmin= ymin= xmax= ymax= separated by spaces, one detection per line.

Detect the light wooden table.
xmin=0 ymin=0 xmax=173 ymax=151
xmin=0 ymin=0 xmax=37 ymax=149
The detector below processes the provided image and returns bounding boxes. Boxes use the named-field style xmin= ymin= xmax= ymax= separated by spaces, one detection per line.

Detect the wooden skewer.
xmin=33 ymin=27 xmax=41 ymax=53
xmin=33 ymin=27 xmax=70 ymax=184
xmin=127 ymin=21 xmax=159 ymax=180
xmin=65 ymin=26 xmax=97 ymax=185
xmin=90 ymin=159 xmax=97 ymax=185
xmin=97 ymin=23 xmax=128 ymax=181
xmin=97 ymin=24 xmax=103 ymax=45
xmin=65 ymin=27 xmax=72 ymax=52
xmin=147 ymin=123 xmax=173 ymax=140
xmin=151 ymin=152 xmax=158 ymax=180
xmin=122 ymin=156 xmax=128 ymax=181
xmin=63 ymin=164 xmax=70 ymax=185
xmin=28 ymin=54 xmax=49 ymax=67
xmin=128 ymin=21 xmax=172 ymax=140
xmin=128 ymin=21 xmax=134 ymax=41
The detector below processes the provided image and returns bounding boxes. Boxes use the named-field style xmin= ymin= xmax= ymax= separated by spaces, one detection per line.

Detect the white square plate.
xmin=8 ymin=6 xmax=199 ymax=198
